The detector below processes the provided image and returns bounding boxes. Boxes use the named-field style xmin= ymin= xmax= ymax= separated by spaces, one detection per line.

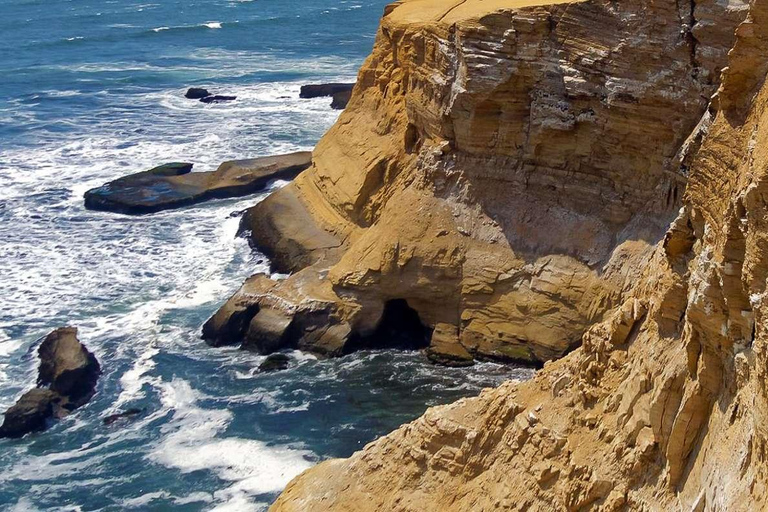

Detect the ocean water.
xmin=0 ymin=1 xmax=534 ymax=510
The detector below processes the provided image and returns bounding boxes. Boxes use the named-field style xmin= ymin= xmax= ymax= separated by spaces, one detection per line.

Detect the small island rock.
xmin=185 ymin=87 xmax=211 ymax=99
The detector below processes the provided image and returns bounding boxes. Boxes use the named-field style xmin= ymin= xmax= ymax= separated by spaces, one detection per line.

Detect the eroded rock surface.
xmin=84 ymin=152 xmax=311 ymax=215
xmin=208 ymin=0 xmax=747 ymax=366
xmin=269 ymin=0 xmax=768 ymax=509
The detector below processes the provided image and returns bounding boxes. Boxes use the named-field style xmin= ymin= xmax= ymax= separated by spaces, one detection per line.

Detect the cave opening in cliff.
xmin=345 ymin=299 xmax=433 ymax=353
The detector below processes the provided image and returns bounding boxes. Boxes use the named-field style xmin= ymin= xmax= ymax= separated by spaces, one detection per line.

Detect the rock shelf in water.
xmin=300 ymin=83 xmax=355 ymax=109
xmin=83 ymin=151 xmax=312 ymax=215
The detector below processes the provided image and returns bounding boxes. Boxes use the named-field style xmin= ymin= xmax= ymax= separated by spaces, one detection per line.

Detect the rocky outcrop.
xmin=84 ymin=152 xmax=311 ymax=215
xmin=331 ymin=90 xmax=352 ymax=110
xmin=259 ymin=353 xmax=291 ymax=372
xmin=184 ymin=87 xmax=236 ymax=103
xmin=200 ymin=95 xmax=237 ymax=104
xmin=299 ymin=83 xmax=356 ymax=99
xmin=0 ymin=327 xmax=100 ymax=438
xmin=207 ymin=0 xmax=747 ymax=366
xmin=300 ymin=83 xmax=356 ymax=109
xmin=185 ymin=87 xmax=211 ymax=99
xmin=269 ymin=0 xmax=768 ymax=509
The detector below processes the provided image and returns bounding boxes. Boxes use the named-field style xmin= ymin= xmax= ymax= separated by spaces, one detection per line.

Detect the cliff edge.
xmin=206 ymin=0 xmax=747 ymax=366
xmin=269 ymin=0 xmax=768 ymax=509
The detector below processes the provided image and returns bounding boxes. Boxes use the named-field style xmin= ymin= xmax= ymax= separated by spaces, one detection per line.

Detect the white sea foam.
xmin=204 ymin=22 xmax=223 ymax=29
xmin=151 ymin=379 xmax=314 ymax=509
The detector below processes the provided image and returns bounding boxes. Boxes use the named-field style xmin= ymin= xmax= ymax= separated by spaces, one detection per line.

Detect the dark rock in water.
xmin=83 ymin=152 xmax=312 ymax=215
xmin=299 ymin=83 xmax=355 ymax=99
xmin=258 ymin=353 xmax=291 ymax=372
xmin=103 ymin=408 xmax=144 ymax=426
xmin=0 ymin=389 xmax=58 ymax=438
xmin=0 ymin=327 xmax=100 ymax=438
xmin=37 ymin=327 xmax=101 ymax=410
xmin=200 ymin=95 xmax=237 ymax=104
xmin=331 ymin=90 xmax=352 ymax=110
xmin=185 ymin=87 xmax=211 ymax=99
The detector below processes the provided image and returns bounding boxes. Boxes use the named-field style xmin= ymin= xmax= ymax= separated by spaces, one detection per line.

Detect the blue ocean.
xmin=0 ymin=1 xmax=533 ymax=510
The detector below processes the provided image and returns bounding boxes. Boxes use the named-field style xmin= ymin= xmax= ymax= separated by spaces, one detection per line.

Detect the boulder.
xmin=37 ymin=327 xmax=100 ymax=409
xmin=0 ymin=327 xmax=100 ymax=438
xmin=0 ymin=389 xmax=58 ymax=439
xmin=202 ymin=274 xmax=277 ymax=347
xmin=330 ymin=89 xmax=352 ymax=110
xmin=424 ymin=324 xmax=474 ymax=367
xmin=258 ymin=353 xmax=291 ymax=372
xmin=242 ymin=308 xmax=294 ymax=354
xmin=185 ymin=87 xmax=211 ymax=99
xmin=200 ymin=95 xmax=236 ymax=104
xmin=84 ymin=152 xmax=312 ymax=215
xmin=299 ymin=83 xmax=355 ymax=99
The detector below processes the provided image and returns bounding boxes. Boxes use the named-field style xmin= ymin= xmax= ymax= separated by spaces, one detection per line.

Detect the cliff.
xmin=267 ymin=0 xmax=768 ymax=509
xmin=206 ymin=0 xmax=748 ymax=366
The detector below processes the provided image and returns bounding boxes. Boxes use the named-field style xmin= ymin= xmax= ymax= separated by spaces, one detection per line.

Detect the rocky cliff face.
xmin=268 ymin=0 xmax=768 ymax=509
xmin=208 ymin=0 xmax=746 ymax=365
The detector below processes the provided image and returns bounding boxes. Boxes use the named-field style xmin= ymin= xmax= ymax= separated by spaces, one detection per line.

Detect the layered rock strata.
xmin=269 ymin=0 xmax=768 ymax=509
xmin=84 ymin=152 xmax=311 ymax=215
xmin=208 ymin=0 xmax=747 ymax=367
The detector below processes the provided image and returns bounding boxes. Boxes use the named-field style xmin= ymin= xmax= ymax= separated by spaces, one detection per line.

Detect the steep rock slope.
xmin=271 ymin=0 xmax=768 ymax=510
xmin=207 ymin=0 xmax=746 ymax=365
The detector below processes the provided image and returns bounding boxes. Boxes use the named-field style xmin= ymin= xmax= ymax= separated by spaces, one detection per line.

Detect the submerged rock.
xmin=258 ymin=353 xmax=291 ymax=372
xmin=299 ymin=83 xmax=355 ymax=99
xmin=185 ymin=87 xmax=211 ymax=99
xmin=103 ymin=408 xmax=144 ymax=426
xmin=83 ymin=152 xmax=312 ymax=215
xmin=200 ymin=95 xmax=237 ymax=104
xmin=0 ymin=327 xmax=100 ymax=438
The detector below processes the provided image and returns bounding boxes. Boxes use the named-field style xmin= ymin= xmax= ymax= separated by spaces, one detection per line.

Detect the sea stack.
xmin=0 ymin=327 xmax=100 ymax=438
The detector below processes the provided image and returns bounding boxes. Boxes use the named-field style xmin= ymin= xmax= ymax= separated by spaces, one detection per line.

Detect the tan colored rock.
xmin=209 ymin=0 xmax=747 ymax=365
xmin=269 ymin=0 xmax=768 ymax=509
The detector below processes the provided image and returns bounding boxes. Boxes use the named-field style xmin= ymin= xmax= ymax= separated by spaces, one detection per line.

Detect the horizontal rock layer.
xmin=209 ymin=0 xmax=746 ymax=366
xmin=271 ymin=0 xmax=768 ymax=509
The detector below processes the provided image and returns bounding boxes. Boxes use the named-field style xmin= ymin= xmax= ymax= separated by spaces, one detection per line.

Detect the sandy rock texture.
xmin=269 ymin=0 xmax=768 ymax=509
xmin=208 ymin=0 xmax=746 ymax=366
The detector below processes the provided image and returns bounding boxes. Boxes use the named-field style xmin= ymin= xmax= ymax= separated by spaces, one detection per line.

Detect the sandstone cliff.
xmin=268 ymin=0 xmax=768 ymax=509
xmin=207 ymin=0 xmax=746 ymax=366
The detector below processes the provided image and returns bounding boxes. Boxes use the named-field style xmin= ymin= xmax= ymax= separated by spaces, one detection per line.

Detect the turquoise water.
xmin=0 ymin=1 xmax=534 ymax=510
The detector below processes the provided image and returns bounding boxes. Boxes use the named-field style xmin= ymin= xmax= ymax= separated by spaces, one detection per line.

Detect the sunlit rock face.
xmin=270 ymin=0 xmax=768 ymax=510
xmin=209 ymin=0 xmax=747 ymax=366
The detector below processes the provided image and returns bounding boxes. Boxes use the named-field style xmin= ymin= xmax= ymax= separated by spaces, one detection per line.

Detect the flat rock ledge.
xmin=0 ymin=327 xmax=100 ymax=438
xmin=299 ymin=83 xmax=355 ymax=110
xmin=83 ymin=151 xmax=312 ymax=215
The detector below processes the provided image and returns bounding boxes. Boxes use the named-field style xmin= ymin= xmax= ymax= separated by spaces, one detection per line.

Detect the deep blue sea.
xmin=0 ymin=1 xmax=533 ymax=510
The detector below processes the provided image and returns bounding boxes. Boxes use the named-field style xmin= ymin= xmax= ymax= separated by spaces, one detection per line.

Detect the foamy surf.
xmin=151 ymin=379 xmax=313 ymax=509
xmin=0 ymin=0 xmax=533 ymax=508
